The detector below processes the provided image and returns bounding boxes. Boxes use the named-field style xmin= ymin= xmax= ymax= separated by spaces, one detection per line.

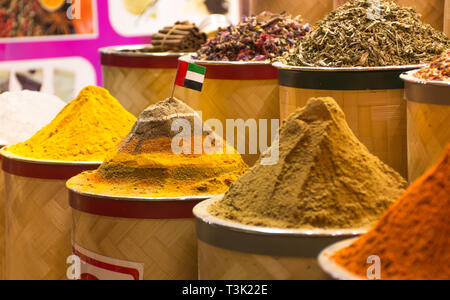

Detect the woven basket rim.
xmin=0 ymin=148 xmax=102 ymax=166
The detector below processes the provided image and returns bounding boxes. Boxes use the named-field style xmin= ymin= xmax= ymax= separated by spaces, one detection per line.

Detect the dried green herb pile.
xmin=284 ymin=0 xmax=450 ymax=67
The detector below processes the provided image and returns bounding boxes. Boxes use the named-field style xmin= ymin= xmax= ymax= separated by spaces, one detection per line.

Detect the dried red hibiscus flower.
xmin=195 ymin=11 xmax=310 ymax=62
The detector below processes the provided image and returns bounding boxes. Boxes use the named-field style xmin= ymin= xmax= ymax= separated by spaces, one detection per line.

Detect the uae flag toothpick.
xmin=172 ymin=60 xmax=206 ymax=97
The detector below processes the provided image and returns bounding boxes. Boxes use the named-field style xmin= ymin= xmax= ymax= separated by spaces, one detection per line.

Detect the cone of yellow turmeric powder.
xmin=6 ymin=86 xmax=136 ymax=162
xmin=322 ymin=145 xmax=450 ymax=280
xmin=208 ymin=97 xmax=408 ymax=229
xmin=67 ymin=97 xmax=248 ymax=197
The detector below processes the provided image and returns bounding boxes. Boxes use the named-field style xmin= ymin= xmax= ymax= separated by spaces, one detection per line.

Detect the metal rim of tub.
xmin=317 ymin=238 xmax=365 ymax=280
xmin=273 ymin=62 xmax=425 ymax=90
xmin=0 ymin=148 xmax=101 ymax=180
xmin=272 ymin=62 xmax=425 ymax=72
xmin=180 ymin=55 xmax=278 ymax=80
xmin=400 ymin=70 xmax=450 ymax=106
xmin=68 ymin=186 xmax=218 ymax=220
xmin=100 ymin=45 xmax=193 ymax=69
xmin=193 ymin=196 xmax=367 ymax=257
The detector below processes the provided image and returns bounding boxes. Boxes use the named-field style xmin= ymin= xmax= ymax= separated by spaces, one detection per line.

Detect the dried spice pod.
xmin=195 ymin=11 xmax=310 ymax=61
xmin=285 ymin=0 xmax=450 ymax=67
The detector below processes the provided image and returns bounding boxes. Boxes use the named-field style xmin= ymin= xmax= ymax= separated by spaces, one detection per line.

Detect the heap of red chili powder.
xmin=333 ymin=145 xmax=450 ymax=280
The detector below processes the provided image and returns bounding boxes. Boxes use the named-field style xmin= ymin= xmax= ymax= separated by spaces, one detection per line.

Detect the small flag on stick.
xmin=175 ymin=60 xmax=206 ymax=92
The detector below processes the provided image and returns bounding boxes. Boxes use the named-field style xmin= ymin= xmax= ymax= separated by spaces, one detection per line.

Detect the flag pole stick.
xmin=171 ymin=61 xmax=180 ymax=100
xmin=170 ymin=82 xmax=176 ymax=100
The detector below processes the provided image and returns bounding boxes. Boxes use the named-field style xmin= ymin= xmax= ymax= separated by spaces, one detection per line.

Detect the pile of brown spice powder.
xmin=209 ymin=97 xmax=407 ymax=229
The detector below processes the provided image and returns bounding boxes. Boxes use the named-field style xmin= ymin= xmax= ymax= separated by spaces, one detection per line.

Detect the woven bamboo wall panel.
xmin=250 ymin=0 xmax=333 ymax=24
xmin=102 ymin=66 xmax=184 ymax=117
xmin=280 ymin=86 xmax=407 ymax=178
xmin=445 ymin=0 xmax=450 ymax=36
xmin=182 ymin=79 xmax=279 ymax=166
xmin=407 ymin=101 xmax=450 ymax=182
xmin=334 ymin=0 xmax=445 ymax=31
xmin=198 ymin=240 xmax=328 ymax=280
xmin=0 ymin=168 xmax=4 ymax=280
xmin=72 ymin=209 xmax=198 ymax=280
xmin=4 ymin=174 xmax=71 ymax=280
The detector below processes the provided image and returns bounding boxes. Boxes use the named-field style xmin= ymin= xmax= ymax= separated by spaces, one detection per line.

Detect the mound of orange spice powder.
xmin=67 ymin=97 xmax=247 ymax=197
xmin=333 ymin=145 xmax=450 ymax=280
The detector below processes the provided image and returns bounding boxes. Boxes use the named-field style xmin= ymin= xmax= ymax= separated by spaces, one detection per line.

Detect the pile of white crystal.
xmin=0 ymin=90 xmax=65 ymax=145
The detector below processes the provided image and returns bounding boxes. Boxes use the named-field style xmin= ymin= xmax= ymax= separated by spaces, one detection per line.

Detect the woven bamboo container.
xmin=68 ymin=188 xmax=210 ymax=280
xmin=180 ymin=56 xmax=279 ymax=166
xmin=0 ymin=145 xmax=5 ymax=280
xmin=100 ymin=45 xmax=187 ymax=117
xmin=400 ymin=70 xmax=450 ymax=182
xmin=276 ymin=63 xmax=423 ymax=179
xmin=250 ymin=0 xmax=333 ymax=24
xmin=445 ymin=0 xmax=450 ymax=36
xmin=194 ymin=197 xmax=365 ymax=280
xmin=0 ymin=149 xmax=100 ymax=280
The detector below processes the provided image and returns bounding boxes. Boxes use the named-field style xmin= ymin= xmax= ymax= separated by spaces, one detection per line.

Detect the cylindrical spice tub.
xmin=194 ymin=197 xmax=365 ymax=280
xmin=100 ymin=45 xmax=188 ymax=116
xmin=401 ymin=70 xmax=450 ymax=182
xmin=275 ymin=63 xmax=423 ymax=178
xmin=180 ymin=56 xmax=279 ymax=166
xmin=0 ymin=149 xmax=100 ymax=280
xmin=0 ymin=144 xmax=5 ymax=280
xmin=68 ymin=190 xmax=210 ymax=280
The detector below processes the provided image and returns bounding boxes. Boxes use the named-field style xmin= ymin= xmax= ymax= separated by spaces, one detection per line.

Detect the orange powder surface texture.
xmin=333 ymin=146 xmax=450 ymax=280
xmin=67 ymin=97 xmax=248 ymax=198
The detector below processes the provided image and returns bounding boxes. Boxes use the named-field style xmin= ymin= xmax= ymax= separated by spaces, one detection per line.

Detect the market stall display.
xmin=67 ymin=98 xmax=247 ymax=280
xmin=401 ymin=50 xmax=450 ymax=182
xmin=277 ymin=0 xmax=450 ymax=178
xmin=320 ymin=146 xmax=450 ymax=280
xmin=194 ymin=97 xmax=407 ymax=279
xmin=1 ymin=86 xmax=136 ymax=280
xmin=1 ymin=0 xmax=449 ymax=283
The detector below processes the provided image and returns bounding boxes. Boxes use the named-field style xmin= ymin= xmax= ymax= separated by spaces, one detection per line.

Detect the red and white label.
xmin=72 ymin=243 xmax=144 ymax=280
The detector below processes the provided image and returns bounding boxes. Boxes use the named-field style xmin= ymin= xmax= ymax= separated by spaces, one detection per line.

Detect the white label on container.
xmin=72 ymin=243 xmax=144 ymax=280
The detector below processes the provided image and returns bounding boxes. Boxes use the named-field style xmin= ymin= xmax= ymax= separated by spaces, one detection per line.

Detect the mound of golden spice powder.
xmin=209 ymin=97 xmax=407 ymax=229
xmin=7 ymin=86 xmax=136 ymax=161
xmin=67 ymin=98 xmax=248 ymax=197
